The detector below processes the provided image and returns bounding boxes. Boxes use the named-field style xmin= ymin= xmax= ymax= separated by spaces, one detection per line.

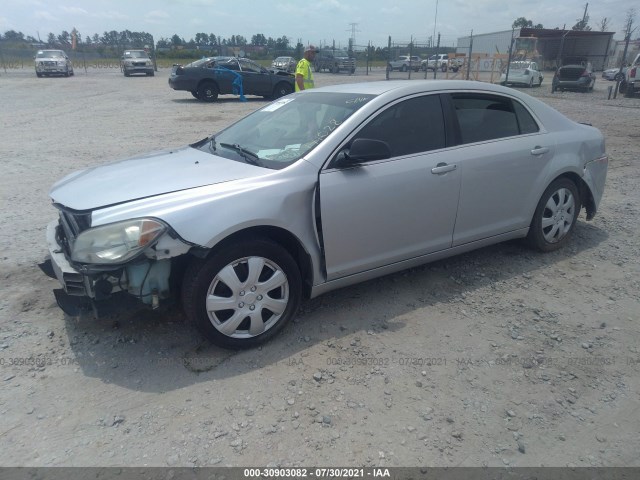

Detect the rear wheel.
xmin=272 ymin=82 xmax=293 ymax=99
xmin=191 ymin=91 xmax=200 ymax=99
xmin=619 ymin=80 xmax=627 ymax=93
xmin=182 ymin=239 xmax=302 ymax=349
xmin=526 ymin=178 xmax=581 ymax=252
xmin=528 ymin=77 xmax=534 ymax=88
xmin=197 ymin=81 xmax=219 ymax=102
xmin=401 ymin=64 xmax=407 ymax=72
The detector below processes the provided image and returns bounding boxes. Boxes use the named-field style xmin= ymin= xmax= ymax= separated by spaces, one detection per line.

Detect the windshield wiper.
xmin=219 ymin=143 xmax=263 ymax=166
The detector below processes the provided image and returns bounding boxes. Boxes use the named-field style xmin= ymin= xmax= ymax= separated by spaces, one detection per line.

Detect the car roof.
xmin=311 ymin=80 xmax=526 ymax=97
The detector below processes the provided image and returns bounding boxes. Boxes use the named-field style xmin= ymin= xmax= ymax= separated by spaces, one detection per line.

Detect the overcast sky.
xmin=1 ymin=0 xmax=634 ymax=49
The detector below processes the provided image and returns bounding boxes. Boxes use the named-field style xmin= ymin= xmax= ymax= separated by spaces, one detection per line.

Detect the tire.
xmin=36 ymin=72 xmax=42 ymax=78
xmin=64 ymin=68 xmax=69 ymax=77
xmin=191 ymin=91 xmax=200 ymax=99
xmin=197 ymin=81 xmax=218 ymax=102
xmin=147 ymin=71 xmax=154 ymax=77
xmin=331 ymin=64 xmax=339 ymax=74
xmin=124 ymin=70 xmax=130 ymax=77
xmin=538 ymin=77 xmax=543 ymax=87
xmin=619 ymin=80 xmax=627 ymax=93
xmin=272 ymin=82 xmax=293 ymax=99
xmin=441 ymin=64 xmax=447 ymax=72
xmin=526 ymin=178 xmax=581 ymax=252
xmin=614 ymin=73 xmax=623 ymax=81
xmin=401 ymin=64 xmax=407 ymax=72
xmin=182 ymin=239 xmax=302 ymax=349
xmin=351 ymin=68 xmax=355 ymax=74
xmin=528 ymin=77 xmax=534 ymax=88
xmin=314 ymin=64 xmax=320 ymax=72
xmin=624 ymin=83 xmax=634 ymax=98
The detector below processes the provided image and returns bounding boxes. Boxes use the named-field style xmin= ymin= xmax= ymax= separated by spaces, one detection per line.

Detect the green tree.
xmin=3 ymin=30 xmax=25 ymax=41
xmin=47 ymin=32 xmax=56 ymax=46
xmin=171 ymin=34 xmax=182 ymax=47
xmin=195 ymin=33 xmax=208 ymax=45
xmin=512 ymin=17 xmax=533 ymax=29
xmin=58 ymin=30 xmax=71 ymax=46
xmin=252 ymin=33 xmax=267 ymax=46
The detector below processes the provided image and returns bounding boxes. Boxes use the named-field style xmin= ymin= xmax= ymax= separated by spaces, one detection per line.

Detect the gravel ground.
xmin=0 ymin=67 xmax=639 ymax=467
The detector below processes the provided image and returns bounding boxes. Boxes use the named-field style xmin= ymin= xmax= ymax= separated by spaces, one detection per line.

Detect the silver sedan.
xmin=42 ymin=80 xmax=608 ymax=348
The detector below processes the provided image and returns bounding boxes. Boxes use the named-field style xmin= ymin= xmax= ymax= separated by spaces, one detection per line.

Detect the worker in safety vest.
xmin=295 ymin=45 xmax=318 ymax=92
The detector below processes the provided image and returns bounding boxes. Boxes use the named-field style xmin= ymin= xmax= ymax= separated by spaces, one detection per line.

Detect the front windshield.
xmin=195 ymin=92 xmax=375 ymax=170
xmin=37 ymin=51 xmax=64 ymax=58
xmin=124 ymin=51 xmax=148 ymax=58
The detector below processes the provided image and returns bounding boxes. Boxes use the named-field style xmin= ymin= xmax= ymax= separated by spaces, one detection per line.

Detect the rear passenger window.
xmin=513 ymin=101 xmax=539 ymax=134
xmin=353 ymin=95 xmax=446 ymax=158
xmin=452 ymin=93 xmax=536 ymax=143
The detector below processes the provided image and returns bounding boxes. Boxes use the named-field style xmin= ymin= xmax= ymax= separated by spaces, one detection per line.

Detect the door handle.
xmin=531 ymin=146 xmax=549 ymax=156
xmin=431 ymin=163 xmax=457 ymax=175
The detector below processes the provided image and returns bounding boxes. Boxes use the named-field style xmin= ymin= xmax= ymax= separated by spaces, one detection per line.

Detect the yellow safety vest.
xmin=295 ymin=58 xmax=314 ymax=91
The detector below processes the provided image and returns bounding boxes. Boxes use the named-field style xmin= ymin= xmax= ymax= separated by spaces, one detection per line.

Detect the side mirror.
xmin=333 ymin=138 xmax=392 ymax=168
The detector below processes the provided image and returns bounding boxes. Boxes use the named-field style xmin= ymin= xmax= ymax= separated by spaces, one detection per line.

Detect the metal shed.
xmin=457 ymin=28 xmax=614 ymax=71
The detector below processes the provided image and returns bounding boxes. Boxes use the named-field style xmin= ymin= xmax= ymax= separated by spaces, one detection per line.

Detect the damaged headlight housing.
xmin=71 ymin=218 xmax=166 ymax=264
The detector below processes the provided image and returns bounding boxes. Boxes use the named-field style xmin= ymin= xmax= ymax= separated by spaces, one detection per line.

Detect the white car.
xmin=500 ymin=61 xmax=543 ymax=87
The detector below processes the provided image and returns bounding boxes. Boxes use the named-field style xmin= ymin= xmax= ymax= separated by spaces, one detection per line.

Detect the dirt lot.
xmin=1 ymin=67 xmax=639 ymax=468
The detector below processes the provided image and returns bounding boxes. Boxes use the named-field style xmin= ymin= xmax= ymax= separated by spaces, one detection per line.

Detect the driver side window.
xmin=352 ymin=95 xmax=446 ymax=158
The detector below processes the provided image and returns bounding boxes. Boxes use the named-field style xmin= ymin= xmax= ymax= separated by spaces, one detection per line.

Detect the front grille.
xmin=55 ymin=207 xmax=91 ymax=257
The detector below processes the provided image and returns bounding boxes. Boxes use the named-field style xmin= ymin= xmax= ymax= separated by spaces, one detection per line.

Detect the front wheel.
xmin=526 ymin=178 xmax=581 ymax=252
xmin=182 ymin=239 xmax=302 ymax=349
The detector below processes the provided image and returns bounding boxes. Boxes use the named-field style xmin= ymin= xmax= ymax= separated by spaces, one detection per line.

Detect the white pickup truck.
xmin=620 ymin=53 xmax=640 ymax=97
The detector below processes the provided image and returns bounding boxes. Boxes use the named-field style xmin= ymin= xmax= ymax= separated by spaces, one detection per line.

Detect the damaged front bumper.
xmin=41 ymin=220 xmax=176 ymax=318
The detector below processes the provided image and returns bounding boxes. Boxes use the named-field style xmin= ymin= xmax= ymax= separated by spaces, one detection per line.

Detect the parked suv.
xmin=35 ymin=49 xmax=74 ymax=77
xmin=121 ymin=50 xmax=154 ymax=76
xmin=388 ymin=55 xmax=421 ymax=72
xmin=421 ymin=54 xmax=461 ymax=72
xmin=619 ymin=53 xmax=640 ymax=97
xmin=314 ymin=48 xmax=355 ymax=74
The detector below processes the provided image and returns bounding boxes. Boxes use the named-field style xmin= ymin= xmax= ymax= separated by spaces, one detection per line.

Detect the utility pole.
xmin=466 ymin=30 xmax=473 ymax=80
xmin=347 ymin=23 xmax=359 ymax=47
xmin=433 ymin=33 xmax=441 ymax=79
xmin=505 ymin=28 xmax=515 ymax=85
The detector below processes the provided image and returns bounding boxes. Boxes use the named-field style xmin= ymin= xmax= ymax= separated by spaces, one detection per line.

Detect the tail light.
xmin=581 ymin=70 xmax=591 ymax=77
xmin=631 ymin=67 xmax=637 ymax=79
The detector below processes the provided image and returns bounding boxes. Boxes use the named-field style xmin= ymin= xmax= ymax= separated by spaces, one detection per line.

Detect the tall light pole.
xmin=432 ymin=0 xmax=439 ymax=52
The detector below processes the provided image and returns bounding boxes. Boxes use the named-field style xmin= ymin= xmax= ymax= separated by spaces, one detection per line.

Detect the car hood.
xmin=50 ymin=146 xmax=267 ymax=211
